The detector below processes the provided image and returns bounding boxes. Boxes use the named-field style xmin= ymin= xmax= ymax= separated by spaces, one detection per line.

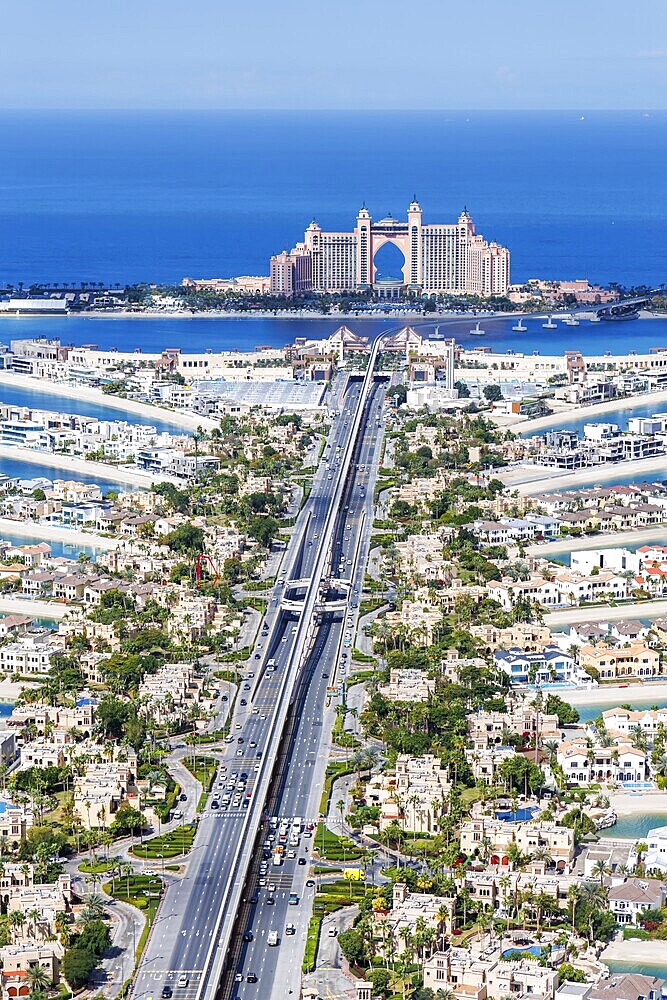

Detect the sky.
xmin=1 ymin=0 xmax=666 ymax=110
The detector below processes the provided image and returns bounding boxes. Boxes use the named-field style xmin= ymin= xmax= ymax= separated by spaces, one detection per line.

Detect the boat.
xmin=542 ymin=315 xmax=558 ymax=329
xmin=512 ymin=318 xmax=527 ymax=332
xmin=430 ymin=324 xmax=444 ymax=340
xmin=563 ymin=314 xmax=579 ymax=326
xmin=469 ymin=321 xmax=485 ymax=336
xmin=590 ymin=315 xmax=601 ymax=323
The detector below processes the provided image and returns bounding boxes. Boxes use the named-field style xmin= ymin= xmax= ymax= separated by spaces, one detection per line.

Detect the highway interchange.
xmin=131 ymin=353 xmax=388 ymax=1000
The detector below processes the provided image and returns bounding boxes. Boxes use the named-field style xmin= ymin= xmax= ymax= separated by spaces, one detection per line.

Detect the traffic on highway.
xmin=131 ymin=345 xmax=388 ymax=1000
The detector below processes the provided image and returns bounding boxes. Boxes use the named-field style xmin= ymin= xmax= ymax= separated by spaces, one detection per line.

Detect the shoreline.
xmin=0 ymin=596 xmax=71 ymax=620
xmin=563 ymin=680 xmax=667 ymax=706
xmin=506 ymin=386 xmax=667 ymax=437
xmin=0 ymin=516 xmax=118 ymax=550
xmin=0 ymin=442 xmax=176 ymax=488
xmin=502 ymin=453 xmax=667 ymax=495
xmin=601 ymin=939 xmax=667 ymax=966
xmin=0 ymin=371 xmax=219 ymax=432
xmin=546 ymin=599 xmax=667 ymax=625
xmin=527 ymin=525 xmax=667 ymax=557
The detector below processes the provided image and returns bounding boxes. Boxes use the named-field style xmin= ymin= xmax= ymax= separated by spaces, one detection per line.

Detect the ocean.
xmin=0 ymin=110 xmax=666 ymax=288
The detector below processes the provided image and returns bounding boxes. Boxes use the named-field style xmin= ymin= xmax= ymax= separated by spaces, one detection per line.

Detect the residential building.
xmin=377 ymin=668 xmax=435 ymax=703
xmin=557 ymin=736 xmax=647 ymax=786
xmin=578 ymin=640 xmax=660 ymax=680
xmin=494 ymin=646 xmax=585 ymax=686
xmin=365 ymin=754 xmax=450 ymax=834
xmin=607 ymin=876 xmax=666 ymax=925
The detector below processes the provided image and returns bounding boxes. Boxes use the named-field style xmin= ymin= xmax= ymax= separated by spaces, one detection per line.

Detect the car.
xmin=247 ymin=973 xmax=258 ymax=984
xmin=235 ymin=723 xmax=242 ymax=730
xmin=306 ymin=879 xmax=315 ymax=887
xmin=285 ymin=922 xmax=296 ymax=935
xmin=257 ymin=643 xmax=263 ymax=650
xmin=281 ymin=636 xmax=287 ymax=642
xmin=225 ymin=734 xmax=234 ymax=743
xmin=322 ymin=673 xmax=329 ymax=679
xmin=254 ymin=764 xmax=260 ymax=771
xmin=328 ymin=927 xmax=338 ymax=937
xmin=211 ymin=800 xmax=219 ymax=809
xmin=236 ymin=749 xmax=243 ymax=756
xmin=179 ymin=793 xmax=187 ymax=801
xmin=221 ymin=694 xmax=228 ymax=702
xmin=306 ymin=822 xmax=314 ymax=830
xmin=178 ymin=975 xmax=189 ymax=988
xmin=234 ymin=972 xmax=243 ymax=982
xmin=249 ymin=740 xmax=257 ymax=748
xmin=298 ymin=857 xmax=307 ymax=865
xmin=260 ymin=714 xmax=266 ymax=720
xmin=252 ymin=707 xmax=259 ymax=714
xmin=266 ymin=896 xmax=275 ymax=905
xmin=268 ymin=883 xmax=276 ymax=892
xmin=254 ymin=653 xmax=260 ymax=659
xmin=258 ymin=878 xmax=266 ymax=887
xmin=287 ymin=849 xmax=296 ymax=858
xmin=161 ymin=988 xmax=173 ymax=999
xmin=237 ymin=737 xmax=244 ymax=743
xmin=240 ymin=699 xmax=247 ymax=706
xmin=256 ymin=752 xmax=262 ymax=759
xmin=240 ymin=772 xmax=248 ymax=779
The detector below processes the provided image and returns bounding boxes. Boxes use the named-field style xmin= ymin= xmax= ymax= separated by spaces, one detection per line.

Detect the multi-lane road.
xmin=131 ymin=357 xmax=386 ymax=1000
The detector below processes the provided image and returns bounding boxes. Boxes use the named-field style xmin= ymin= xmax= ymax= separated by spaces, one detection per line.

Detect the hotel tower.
xmin=270 ymin=200 xmax=510 ymax=298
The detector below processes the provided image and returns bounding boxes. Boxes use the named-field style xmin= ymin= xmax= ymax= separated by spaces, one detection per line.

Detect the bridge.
xmin=594 ymin=291 xmax=658 ymax=321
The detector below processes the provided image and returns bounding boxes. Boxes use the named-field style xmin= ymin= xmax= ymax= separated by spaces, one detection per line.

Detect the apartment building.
xmin=377 ymin=668 xmax=435 ymax=703
xmin=365 ymin=754 xmax=450 ymax=834
xmin=459 ymin=818 xmax=575 ymax=868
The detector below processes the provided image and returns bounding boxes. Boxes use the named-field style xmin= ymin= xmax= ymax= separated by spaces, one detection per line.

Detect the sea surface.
xmin=0 ymin=111 xmax=666 ymax=288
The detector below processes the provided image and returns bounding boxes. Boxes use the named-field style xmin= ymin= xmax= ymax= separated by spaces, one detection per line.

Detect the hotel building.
xmin=269 ymin=200 xmax=510 ymax=298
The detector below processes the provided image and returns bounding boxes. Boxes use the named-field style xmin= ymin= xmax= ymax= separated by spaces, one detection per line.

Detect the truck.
xmin=288 ymin=892 xmax=299 ymax=905
xmin=267 ymin=930 xmax=279 ymax=946
xmin=343 ymin=868 xmax=364 ymax=881
xmin=272 ymin=849 xmax=283 ymax=867
xmin=289 ymin=816 xmax=302 ymax=846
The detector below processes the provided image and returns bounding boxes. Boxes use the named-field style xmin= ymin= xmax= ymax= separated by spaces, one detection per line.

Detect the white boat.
xmin=542 ymin=315 xmax=558 ymax=329
xmin=512 ymin=318 xmax=527 ymax=332
xmin=430 ymin=324 xmax=444 ymax=340
xmin=590 ymin=314 xmax=601 ymax=323
xmin=563 ymin=314 xmax=580 ymax=326
xmin=469 ymin=321 xmax=485 ymax=336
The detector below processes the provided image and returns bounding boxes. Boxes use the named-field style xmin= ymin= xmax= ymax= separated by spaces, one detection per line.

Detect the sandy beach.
xmin=601 ymin=938 xmax=667 ymax=966
xmin=606 ymin=790 xmax=667 ymax=817
xmin=0 ymin=371 xmax=219 ymax=432
xmin=503 ymin=454 xmax=667 ymax=496
xmin=0 ymin=679 xmax=35 ymax=704
xmin=0 ymin=516 xmax=118 ymax=550
xmin=545 ymin=599 xmax=667 ymax=626
xmin=0 ymin=596 xmax=73 ymax=620
xmin=0 ymin=442 xmax=178 ymax=488
xmin=499 ymin=386 xmax=667 ymax=437
xmin=527 ymin=526 xmax=667 ymax=557
xmin=562 ymin=681 xmax=667 ymax=706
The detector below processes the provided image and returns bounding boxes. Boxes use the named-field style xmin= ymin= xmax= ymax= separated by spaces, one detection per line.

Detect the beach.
xmin=0 ymin=516 xmax=118 ymax=550
xmin=562 ymin=681 xmax=667 ymax=706
xmin=497 ymin=385 xmax=667 ymax=437
xmin=0 ymin=371 xmax=219 ymax=432
xmin=0 ymin=442 xmax=177 ymax=488
xmin=545 ymin=599 xmax=667 ymax=626
xmin=601 ymin=939 xmax=667 ymax=966
xmin=503 ymin=454 xmax=667 ymax=496
xmin=527 ymin=526 xmax=667 ymax=557
xmin=0 ymin=596 xmax=74 ymax=620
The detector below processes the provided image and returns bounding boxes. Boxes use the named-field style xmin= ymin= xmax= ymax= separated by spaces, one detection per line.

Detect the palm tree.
xmin=8 ymin=909 xmax=25 ymax=940
xmin=26 ymin=963 xmax=51 ymax=994
xmin=567 ymin=884 xmax=579 ymax=934
xmin=590 ymin=858 xmax=611 ymax=884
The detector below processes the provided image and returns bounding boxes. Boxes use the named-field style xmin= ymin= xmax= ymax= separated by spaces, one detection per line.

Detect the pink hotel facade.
xmin=270 ymin=200 xmax=510 ymax=298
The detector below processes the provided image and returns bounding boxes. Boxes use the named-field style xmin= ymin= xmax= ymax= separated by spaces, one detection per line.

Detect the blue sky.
xmin=2 ymin=0 xmax=666 ymax=109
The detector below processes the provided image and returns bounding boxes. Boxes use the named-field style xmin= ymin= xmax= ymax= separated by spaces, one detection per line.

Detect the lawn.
xmin=182 ymin=755 xmax=217 ymax=791
xmin=319 ymin=762 xmax=357 ymax=815
xmin=103 ymin=874 xmax=164 ymax=960
xmin=314 ymin=823 xmax=363 ymax=862
xmin=131 ymin=824 xmax=197 ymax=859
xmin=302 ymin=914 xmax=322 ymax=974
xmin=78 ymin=859 xmax=113 ymax=874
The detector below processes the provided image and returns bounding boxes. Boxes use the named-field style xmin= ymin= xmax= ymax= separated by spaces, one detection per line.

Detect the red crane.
xmin=195 ymin=553 xmax=219 ymax=588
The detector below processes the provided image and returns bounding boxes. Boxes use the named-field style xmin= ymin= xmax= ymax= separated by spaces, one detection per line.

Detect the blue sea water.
xmin=0 ymin=110 xmax=666 ymax=288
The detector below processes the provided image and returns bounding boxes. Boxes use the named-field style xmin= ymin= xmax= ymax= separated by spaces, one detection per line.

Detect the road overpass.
xmin=131 ymin=337 xmax=388 ymax=1000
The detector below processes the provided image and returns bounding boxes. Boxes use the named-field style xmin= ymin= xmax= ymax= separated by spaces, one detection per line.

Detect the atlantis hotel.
xmin=269 ymin=200 xmax=510 ymax=298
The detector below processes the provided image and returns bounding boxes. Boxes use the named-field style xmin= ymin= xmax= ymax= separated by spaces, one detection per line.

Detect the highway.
xmin=131 ymin=349 xmax=387 ymax=1000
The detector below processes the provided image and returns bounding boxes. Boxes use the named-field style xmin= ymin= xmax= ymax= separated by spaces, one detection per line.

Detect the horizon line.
xmin=0 ymin=106 xmax=665 ymax=114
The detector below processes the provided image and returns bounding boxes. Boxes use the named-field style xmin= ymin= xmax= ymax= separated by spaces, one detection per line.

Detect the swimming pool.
xmin=496 ymin=808 xmax=536 ymax=823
